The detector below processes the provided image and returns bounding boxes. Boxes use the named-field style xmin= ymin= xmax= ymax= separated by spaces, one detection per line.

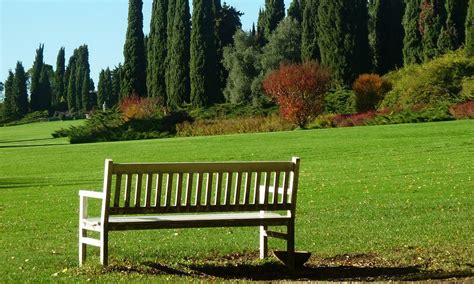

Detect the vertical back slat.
xmin=144 ymin=174 xmax=153 ymax=207
xmin=224 ymin=172 xmax=232 ymax=206
xmin=272 ymin=171 xmax=281 ymax=206
xmin=263 ymin=171 xmax=271 ymax=205
xmin=175 ymin=173 xmax=183 ymax=207
xmin=165 ymin=173 xmax=172 ymax=206
xmin=205 ymin=172 xmax=213 ymax=206
xmin=282 ymin=171 xmax=290 ymax=204
xmin=113 ymin=174 xmax=122 ymax=207
xmin=184 ymin=173 xmax=193 ymax=207
xmin=233 ymin=172 xmax=242 ymax=205
xmin=124 ymin=173 xmax=132 ymax=208
xmin=252 ymin=172 xmax=261 ymax=205
xmin=134 ymin=173 xmax=143 ymax=207
xmin=154 ymin=173 xmax=162 ymax=207
xmin=243 ymin=172 xmax=251 ymax=205
xmin=195 ymin=173 xmax=203 ymax=207
xmin=215 ymin=172 xmax=223 ymax=205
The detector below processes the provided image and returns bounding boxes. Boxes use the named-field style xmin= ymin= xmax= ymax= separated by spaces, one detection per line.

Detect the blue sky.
xmin=1 ymin=0 xmax=291 ymax=86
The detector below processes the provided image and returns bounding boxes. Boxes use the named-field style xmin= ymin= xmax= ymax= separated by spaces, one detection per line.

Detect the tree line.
xmin=3 ymin=0 xmax=474 ymax=121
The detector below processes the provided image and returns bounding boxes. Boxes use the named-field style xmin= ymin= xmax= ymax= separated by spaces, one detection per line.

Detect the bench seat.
xmin=83 ymin=212 xmax=292 ymax=231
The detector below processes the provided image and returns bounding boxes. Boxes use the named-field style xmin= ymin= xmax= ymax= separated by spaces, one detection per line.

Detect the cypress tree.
xmin=111 ymin=65 xmax=122 ymax=104
xmin=39 ymin=67 xmax=52 ymax=111
xmin=288 ymin=0 xmax=304 ymax=23
xmin=438 ymin=0 xmax=468 ymax=52
xmin=166 ymin=0 xmax=190 ymax=107
xmin=66 ymin=54 xmax=77 ymax=111
xmin=98 ymin=69 xmax=106 ymax=108
xmin=467 ymin=0 xmax=474 ymax=56
xmin=256 ymin=8 xmax=267 ymax=46
xmin=3 ymin=71 xmax=15 ymax=120
xmin=264 ymin=0 xmax=286 ymax=40
xmin=30 ymin=44 xmax=44 ymax=111
xmin=147 ymin=0 xmax=168 ymax=99
xmin=122 ymin=0 xmax=147 ymax=97
xmin=54 ymin=47 xmax=66 ymax=109
xmin=420 ymin=0 xmax=445 ymax=61
xmin=403 ymin=0 xmax=423 ymax=65
xmin=301 ymin=0 xmax=320 ymax=62
xmin=317 ymin=0 xmax=370 ymax=85
xmin=14 ymin=62 xmax=29 ymax=116
xmin=373 ymin=0 xmax=405 ymax=74
xmin=190 ymin=0 xmax=219 ymax=106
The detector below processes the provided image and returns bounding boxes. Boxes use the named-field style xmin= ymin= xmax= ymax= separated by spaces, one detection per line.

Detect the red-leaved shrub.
xmin=263 ymin=62 xmax=331 ymax=127
xmin=119 ymin=96 xmax=164 ymax=121
xmin=353 ymin=74 xmax=392 ymax=112
xmin=449 ymin=101 xmax=474 ymax=119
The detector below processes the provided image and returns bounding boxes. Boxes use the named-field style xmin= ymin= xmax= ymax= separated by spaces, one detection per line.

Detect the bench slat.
xmin=184 ymin=173 xmax=192 ymax=207
xmin=252 ymin=172 xmax=261 ymax=205
xmin=282 ymin=171 xmax=290 ymax=204
xmin=164 ymin=174 xmax=172 ymax=207
xmin=234 ymin=172 xmax=242 ymax=205
xmin=154 ymin=173 xmax=162 ymax=207
xmin=224 ymin=172 xmax=232 ymax=206
xmin=144 ymin=174 xmax=153 ymax=207
xmin=134 ymin=173 xmax=143 ymax=208
xmin=113 ymin=174 xmax=122 ymax=207
xmin=195 ymin=173 xmax=203 ymax=207
xmin=273 ymin=171 xmax=281 ymax=206
xmin=243 ymin=172 xmax=251 ymax=205
xmin=176 ymin=173 xmax=183 ymax=207
xmin=124 ymin=173 xmax=132 ymax=208
xmin=205 ymin=172 xmax=213 ymax=206
xmin=215 ymin=172 xmax=223 ymax=205
xmin=108 ymin=203 xmax=292 ymax=215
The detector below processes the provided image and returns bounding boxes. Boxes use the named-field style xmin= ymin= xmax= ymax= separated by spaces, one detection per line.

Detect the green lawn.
xmin=0 ymin=120 xmax=473 ymax=281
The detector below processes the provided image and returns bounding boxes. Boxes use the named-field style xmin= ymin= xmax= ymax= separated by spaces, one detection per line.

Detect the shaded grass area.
xmin=0 ymin=120 xmax=473 ymax=282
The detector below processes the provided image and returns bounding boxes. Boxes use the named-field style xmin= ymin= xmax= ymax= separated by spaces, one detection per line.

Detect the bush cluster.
xmin=382 ymin=50 xmax=474 ymax=108
xmin=176 ymin=115 xmax=293 ymax=137
xmin=353 ymin=74 xmax=392 ymax=112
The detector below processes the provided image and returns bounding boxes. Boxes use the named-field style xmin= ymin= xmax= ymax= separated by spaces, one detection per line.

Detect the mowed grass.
xmin=0 ymin=120 xmax=473 ymax=281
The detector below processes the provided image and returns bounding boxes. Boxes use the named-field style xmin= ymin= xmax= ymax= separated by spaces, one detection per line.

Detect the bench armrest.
xmin=79 ymin=190 xmax=104 ymax=199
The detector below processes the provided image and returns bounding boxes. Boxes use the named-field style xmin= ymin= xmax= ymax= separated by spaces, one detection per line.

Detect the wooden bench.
xmin=79 ymin=157 xmax=301 ymax=268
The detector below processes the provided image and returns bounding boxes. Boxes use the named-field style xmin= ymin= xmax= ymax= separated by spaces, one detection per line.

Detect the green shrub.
xmin=460 ymin=76 xmax=474 ymax=101
xmin=324 ymin=87 xmax=356 ymax=114
xmin=176 ymin=115 xmax=294 ymax=137
xmin=382 ymin=50 xmax=474 ymax=108
xmin=52 ymin=109 xmax=191 ymax=144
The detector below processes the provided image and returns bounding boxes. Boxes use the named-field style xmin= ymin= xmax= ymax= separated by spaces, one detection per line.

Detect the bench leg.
xmin=79 ymin=229 xmax=87 ymax=266
xmin=286 ymin=221 xmax=295 ymax=270
xmin=260 ymin=225 xmax=268 ymax=259
xmin=100 ymin=230 xmax=109 ymax=266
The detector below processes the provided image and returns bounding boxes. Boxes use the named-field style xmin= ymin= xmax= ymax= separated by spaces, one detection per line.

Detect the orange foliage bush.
xmin=263 ymin=62 xmax=331 ymax=127
xmin=352 ymin=74 xmax=392 ymax=112
xmin=119 ymin=96 xmax=164 ymax=121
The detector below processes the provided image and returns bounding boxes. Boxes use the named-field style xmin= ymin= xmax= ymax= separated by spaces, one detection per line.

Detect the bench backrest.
xmin=100 ymin=157 xmax=300 ymax=216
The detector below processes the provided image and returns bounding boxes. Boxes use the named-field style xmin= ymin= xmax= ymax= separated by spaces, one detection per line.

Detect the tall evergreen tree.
xmin=438 ymin=0 xmax=468 ymax=52
xmin=467 ymin=0 xmax=474 ymax=56
xmin=373 ymin=0 xmax=405 ymax=74
xmin=288 ymin=0 xmax=304 ymax=23
xmin=147 ymin=0 xmax=168 ymax=99
xmin=39 ymin=67 xmax=52 ymax=111
xmin=2 ymin=71 xmax=15 ymax=119
xmin=30 ymin=44 xmax=44 ymax=111
xmin=301 ymin=0 xmax=320 ymax=62
xmin=420 ymin=0 xmax=445 ymax=61
xmin=317 ymin=0 xmax=370 ymax=85
xmin=265 ymin=0 xmax=285 ymax=37
xmin=111 ymin=65 xmax=123 ymax=104
xmin=54 ymin=47 xmax=66 ymax=109
xmin=14 ymin=62 xmax=29 ymax=116
xmin=66 ymin=54 xmax=77 ymax=110
xmin=166 ymin=0 xmax=190 ymax=107
xmin=256 ymin=8 xmax=267 ymax=46
xmin=190 ymin=0 xmax=219 ymax=106
xmin=98 ymin=68 xmax=114 ymax=109
xmin=122 ymin=0 xmax=147 ymax=97
xmin=403 ymin=0 xmax=423 ymax=65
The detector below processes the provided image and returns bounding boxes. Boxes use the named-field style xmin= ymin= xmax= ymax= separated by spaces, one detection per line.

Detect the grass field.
xmin=0 ymin=120 xmax=473 ymax=281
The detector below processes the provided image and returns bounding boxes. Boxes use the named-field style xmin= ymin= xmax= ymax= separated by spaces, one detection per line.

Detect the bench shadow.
xmin=132 ymin=253 xmax=474 ymax=281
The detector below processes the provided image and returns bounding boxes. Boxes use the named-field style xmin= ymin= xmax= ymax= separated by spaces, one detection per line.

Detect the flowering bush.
xmin=119 ymin=96 xmax=164 ymax=121
xmin=263 ymin=62 xmax=331 ymax=127
xmin=449 ymin=101 xmax=474 ymax=119
xmin=353 ymin=74 xmax=391 ymax=112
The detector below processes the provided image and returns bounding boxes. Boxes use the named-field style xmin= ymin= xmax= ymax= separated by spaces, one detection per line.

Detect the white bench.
xmin=79 ymin=157 xmax=301 ymax=268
